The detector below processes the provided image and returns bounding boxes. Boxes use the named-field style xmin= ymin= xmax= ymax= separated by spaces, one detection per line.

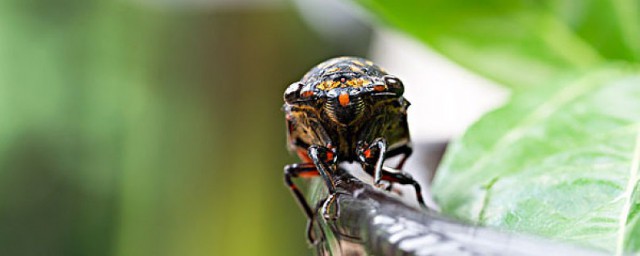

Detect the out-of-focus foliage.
xmin=357 ymin=0 xmax=639 ymax=90
xmin=357 ymin=0 xmax=640 ymax=254
xmin=0 ymin=1 xmax=371 ymax=255
xmin=434 ymin=67 xmax=640 ymax=253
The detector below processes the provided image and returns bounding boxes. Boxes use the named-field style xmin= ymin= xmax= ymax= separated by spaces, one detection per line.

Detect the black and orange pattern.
xmin=282 ymin=57 xmax=425 ymax=245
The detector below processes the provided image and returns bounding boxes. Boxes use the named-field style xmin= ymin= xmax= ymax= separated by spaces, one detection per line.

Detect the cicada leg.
xmin=380 ymin=166 xmax=426 ymax=207
xmin=358 ymin=138 xmax=426 ymax=208
xmin=284 ymin=163 xmax=321 ymax=244
xmin=357 ymin=138 xmax=387 ymax=188
xmin=384 ymin=143 xmax=413 ymax=170
xmin=380 ymin=143 xmax=412 ymax=192
xmin=284 ymin=163 xmax=318 ymax=219
xmin=308 ymin=145 xmax=340 ymax=220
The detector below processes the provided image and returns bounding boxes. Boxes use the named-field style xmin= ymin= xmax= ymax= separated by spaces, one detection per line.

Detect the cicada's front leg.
xmin=379 ymin=166 xmax=427 ymax=208
xmin=357 ymin=138 xmax=426 ymax=208
xmin=384 ymin=143 xmax=413 ymax=170
xmin=357 ymin=138 xmax=387 ymax=188
xmin=380 ymin=143 xmax=413 ymax=192
xmin=308 ymin=145 xmax=340 ymax=220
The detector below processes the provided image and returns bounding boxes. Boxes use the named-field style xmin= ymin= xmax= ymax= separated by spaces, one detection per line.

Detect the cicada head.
xmin=284 ymin=57 xmax=405 ymax=126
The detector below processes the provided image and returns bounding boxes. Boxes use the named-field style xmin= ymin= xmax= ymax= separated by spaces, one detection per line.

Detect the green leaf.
xmin=432 ymin=66 xmax=640 ymax=253
xmin=547 ymin=0 xmax=640 ymax=62
xmin=357 ymin=0 xmax=611 ymax=89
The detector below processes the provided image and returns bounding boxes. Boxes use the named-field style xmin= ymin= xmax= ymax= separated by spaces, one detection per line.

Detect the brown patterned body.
xmin=283 ymin=56 xmax=411 ymax=161
xmin=282 ymin=57 xmax=424 ymax=245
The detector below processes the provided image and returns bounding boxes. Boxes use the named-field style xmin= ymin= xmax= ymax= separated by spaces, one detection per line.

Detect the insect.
xmin=283 ymin=56 xmax=426 ymax=244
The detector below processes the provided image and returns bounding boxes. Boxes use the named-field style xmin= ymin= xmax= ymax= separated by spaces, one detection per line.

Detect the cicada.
xmin=283 ymin=57 xmax=425 ymax=243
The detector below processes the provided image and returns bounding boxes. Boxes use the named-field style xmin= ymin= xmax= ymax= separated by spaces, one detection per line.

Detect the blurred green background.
xmin=5 ymin=0 xmax=640 ymax=254
xmin=0 ymin=0 xmax=373 ymax=255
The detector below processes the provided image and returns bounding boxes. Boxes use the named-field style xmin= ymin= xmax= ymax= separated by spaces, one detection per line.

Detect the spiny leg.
xmin=381 ymin=166 xmax=427 ymax=208
xmin=358 ymin=139 xmax=426 ymax=208
xmin=379 ymin=143 xmax=412 ymax=192
xmin=284 ymin=163 xmax=321 ymax=244
xmin=384 ymin=143 xmax=413 ymax=170
xmin=284 ymin=163 xmax=318 ymax=219
xmin=308 ymin=145 xmax=340 ymax=220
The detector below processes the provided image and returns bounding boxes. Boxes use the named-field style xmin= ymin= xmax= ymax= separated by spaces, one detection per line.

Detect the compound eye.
xmin=383 ymin=75 xmax=404 ymax=96
xmin=284 ymin=82 xmax=303 ymax=104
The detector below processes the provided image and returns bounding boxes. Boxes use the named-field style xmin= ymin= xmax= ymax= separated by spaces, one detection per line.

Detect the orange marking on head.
xmin=374 ymin=84 xmax=386 ymax=92
xmin=339 ymin=92 xmax=350 ymax=106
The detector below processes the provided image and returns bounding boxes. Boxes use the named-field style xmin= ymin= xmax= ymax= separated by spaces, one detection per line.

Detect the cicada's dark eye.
xmin=284 ymin=82 xmax=303 ymax=104
xmin=384 ymin=75 xmax=404 ymax=96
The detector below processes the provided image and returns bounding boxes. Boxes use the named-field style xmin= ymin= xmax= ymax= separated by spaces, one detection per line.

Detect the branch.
xmin=309 ymin=168 xmax=606 ymax=256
